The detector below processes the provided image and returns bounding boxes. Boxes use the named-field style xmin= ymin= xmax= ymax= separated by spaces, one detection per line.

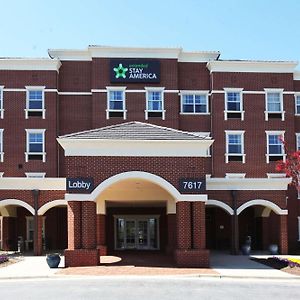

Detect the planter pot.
xmin=241 ymin=244 xmax=251 ymax=255
xmin=46 ymin=254 xmax=61 ymax=268
xmin=268 ymin=244 xmax=279 ymax=255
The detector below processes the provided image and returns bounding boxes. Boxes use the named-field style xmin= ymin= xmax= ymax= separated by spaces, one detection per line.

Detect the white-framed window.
xmin=25 ymin=129 xmax=46 ymax=162
xmin=25 ymin=86 xmax=45 ymax=119
xmin=180 ymin=91 xmax=209 ymax=114
xmin=106 ymin=87 xmax=127 ymax=120
xmin=25 ymin=216 xmax=46 ymax=251
xmin=0 ymin=129 xmax=3 ymax=162
xmin=295 ymin=94 xmax=300 ymax=115
xmin=25 ymin=172 xmax=46 ymax=178
xmin=224 ymin=88 xmax=244 ymax=120
xmin=264 ymin=88 xmax=284 ymax=121
xmin=296 ymin=133 xmax=300 ymax=151
xmin=0 ymin=86 xmax=4 ymax=119
xmin=225 ymin=130 xmax=245 ymax=163
xmin=265 ymin=131 xmax=286 ymax=163
xmin=145 ymin=87 xmax=165 ymax=120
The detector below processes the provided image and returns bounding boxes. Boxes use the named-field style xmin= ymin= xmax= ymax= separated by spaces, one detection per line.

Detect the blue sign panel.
xmin=66 ymin=178 xmax=94 ymax=193
xmin=179 ymin=178 xmax=206 ymax=193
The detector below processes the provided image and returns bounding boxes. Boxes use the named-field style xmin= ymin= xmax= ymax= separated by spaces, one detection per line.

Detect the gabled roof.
xmin=59 ymin=121 xmax=210 ymax=141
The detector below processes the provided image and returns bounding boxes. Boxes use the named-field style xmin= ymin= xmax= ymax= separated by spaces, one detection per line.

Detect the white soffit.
xmin=294 ymin=71 xmax=300 ymax=80
xmin=0 ymin=58 xmax=61 ymax=71
xmin=57 ymin=139 xmax=214 ymax=157
xmin=206 ymin=176 xmax=291 ymax=191
xmin=207 ymin=60 xmax=298 ymax=73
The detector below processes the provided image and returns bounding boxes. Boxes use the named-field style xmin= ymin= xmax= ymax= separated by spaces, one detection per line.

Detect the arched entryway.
xmin=237 ymin=199 xmax=288 ymax=253
xmin=38 ymin=200 xmax=67 ymax=251
xmin=205 ymin=200 xmax=233 ymax=251
xmin=0 ymin=199 xmax=34 ymax=251
xmin=95 ymin=172 xmax=177 ymax=255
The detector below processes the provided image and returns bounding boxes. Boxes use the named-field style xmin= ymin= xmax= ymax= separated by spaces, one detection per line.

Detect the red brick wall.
xmin=67 ymin=201 xmax=81 ymax=250
xmin=81 ymin=202 xmax=96 ymax=249
xmin=66 ymin=156 xmax=209 ymax=193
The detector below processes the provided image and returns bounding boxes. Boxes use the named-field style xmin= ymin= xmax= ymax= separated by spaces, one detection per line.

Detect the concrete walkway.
xmin=210 ymin=252 xmax=299 ymax=279
xmin=0 ymin=252 xmax=299 ymax=279
xmin=0 ymin=255 xmax=65 ymax=279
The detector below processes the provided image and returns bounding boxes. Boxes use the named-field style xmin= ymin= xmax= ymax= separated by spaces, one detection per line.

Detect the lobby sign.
xmin=110 ymin=59 xmax=160 ymax=83
xmin=179 ymin=178 xmax=206 ymax=193
xmin=66 ymin=177 xmax=94 ymax=193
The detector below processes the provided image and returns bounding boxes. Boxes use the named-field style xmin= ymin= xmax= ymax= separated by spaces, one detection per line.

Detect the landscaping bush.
xmin=0 ymin=254 xmax=8 ymax=264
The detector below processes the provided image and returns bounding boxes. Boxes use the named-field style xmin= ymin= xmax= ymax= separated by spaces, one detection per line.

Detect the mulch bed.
xmin=251 ymin=257 xmax=300 ymax=276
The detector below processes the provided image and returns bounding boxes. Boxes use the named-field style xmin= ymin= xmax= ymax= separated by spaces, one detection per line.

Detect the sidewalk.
xmin=210 ymin=252 xmax=299 ymax=279
xmin=0 ymin=252 xmax=299 ymax=280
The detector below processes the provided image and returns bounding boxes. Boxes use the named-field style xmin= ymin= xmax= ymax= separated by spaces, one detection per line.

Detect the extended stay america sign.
xmin=110 ymin=59 xmax=160 ymax=83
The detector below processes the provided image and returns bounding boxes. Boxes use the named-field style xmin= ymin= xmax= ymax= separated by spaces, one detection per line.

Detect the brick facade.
xmin=0 ymin=46 xmax=299 ymax=268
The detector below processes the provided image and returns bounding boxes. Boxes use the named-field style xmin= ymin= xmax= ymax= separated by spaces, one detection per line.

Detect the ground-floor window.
xmin=0 ymin=216 xmax=2 ymax=249
xmin=25 ymin=216 xmax=46 ymax=251
xmin=114 ymin=215 xmax=159 ymax=250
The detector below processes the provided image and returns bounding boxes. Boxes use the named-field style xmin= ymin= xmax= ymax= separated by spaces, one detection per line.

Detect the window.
xmin=224 ymin=88 xmax=244 ymax=120
xmin=296 ymin=133 xmax=300 ymax=151
xmin=25 ymin=87 xmax=45 ymax=118
xmin=265 ymin=89 xmax=284 ymax=120
xmin=25 ymin=172 xmax=46 ymax=178
xmin=180 ymin=91 xmax=209 ymax=114
xmin=145 ymin=88 xmax=165 ymax=119
xmin=0 ymin=129 xmax=3 ymax=162
xmin=25 ymin=129 xmax=46 ymax=162
xmin=0 ymin=86 xmax=4 ymax=119
xmin=225 ymin=131 xmax=245 ymax=163
xmin=25 ymin=216 xmax=46 ymax=251
xmin=266 ymin=131 xmax=285 ymax=163
xmin=295 ymin=94 xmax=300 ymax=115
xmin=106 ymin=87 xmax=126 ymax=119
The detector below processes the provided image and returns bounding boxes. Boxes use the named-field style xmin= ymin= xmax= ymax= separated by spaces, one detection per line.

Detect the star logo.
xmin=113 ymin=63 xmax=128 ymax=79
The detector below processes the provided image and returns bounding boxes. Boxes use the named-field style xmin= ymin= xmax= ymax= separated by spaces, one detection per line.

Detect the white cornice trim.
xmin=48 ymin=46 xmax=220 ymax=62
xmin=0 ymin=59 xmax=61 ymax=71
xmin=0 ymin=177 xmax=66 ymax=190
xmin=58 ymin=91 xmax=92 ymax=95
xmin=207 ymin=60 xmax=298 ymax=73
xmin=57 ymin=138 xmax=214 ymax=157
xmin=206 ymin=175 xmax=291 ymax=190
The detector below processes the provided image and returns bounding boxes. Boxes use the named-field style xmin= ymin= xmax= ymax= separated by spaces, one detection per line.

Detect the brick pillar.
xmin=176 ymin=201 xmax=191 ymax=250
xmin=82 ymin=201 xmax=96 ymax=249
xmin=96 ymin=214 xmax=107 ymax=256
xmin=192 ymin=202 xmax=206 ymax=249
xmin=67 ymin=201 xmax=81 ymax=250
xmin=279 ymin=215 xmax=288 ymax=254
xmin=34 ymin=216 xmax=43 ymax=256
xmin=175 ymin=200 xmax=209 ymax=268
xmin=166 ymin=214 xmax=176 ymax=254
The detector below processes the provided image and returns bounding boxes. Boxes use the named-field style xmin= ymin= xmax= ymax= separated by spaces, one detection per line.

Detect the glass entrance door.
xmin=115 ymin=216 xmax=159 ymax=250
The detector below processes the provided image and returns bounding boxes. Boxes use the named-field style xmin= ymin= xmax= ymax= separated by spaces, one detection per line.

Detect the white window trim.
xmin=265 ymin=130 xmax=286 ymax=163
xmin=264 ymin=88 xmax=285 ymax=121
xmin=0 ymin=129 xmax=3 ymax=162
xmin=106 ymin=86 xmax=127 ymax=120
xmin=25 ymin=172 xmax=46 ymax=178
xmin=180 ymin=90 xmax=210 ymax=115
xmin=298 ymin=216 xmax=300 ymax=241
xmin=266 ymin=173 xmax=286 ymax=178
xmin=296 ymin=133 xmax=300 ymax=151
xmin=25 ymin=86 xmax=46 ymax=119
xmin=224 ymin=88 xmax=244 ymax=121
xmin=0 ymin=86 xmax=4 ymax=119
xmin=25 ymin=129 xmax=46 ymax=162
xmin=225 ymin=130 xmax=246 ymax=163
xmin=145 ymin=87 xmax=166 ymax=120
xmin=296 ymin=93 xmax=300 ymax=116
xmin=225 ymin=173 xmax=246 ymax=178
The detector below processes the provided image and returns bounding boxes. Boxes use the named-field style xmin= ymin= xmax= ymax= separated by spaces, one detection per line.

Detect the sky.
xmin=0 ymin=0 xmax=300 ymax=63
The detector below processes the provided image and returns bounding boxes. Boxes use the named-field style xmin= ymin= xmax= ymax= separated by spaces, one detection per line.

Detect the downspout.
xmin=231 ymin=190 xmax=239 ymax=255
xmin=32 ymin=189 xmax=40 ymax=255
